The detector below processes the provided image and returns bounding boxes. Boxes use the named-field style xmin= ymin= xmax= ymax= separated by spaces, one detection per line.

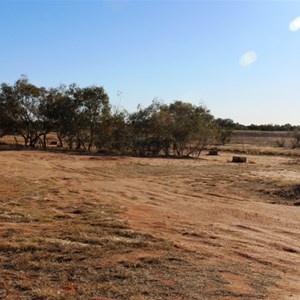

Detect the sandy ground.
xmin=0 ymin=150 xmax=300 ymax=299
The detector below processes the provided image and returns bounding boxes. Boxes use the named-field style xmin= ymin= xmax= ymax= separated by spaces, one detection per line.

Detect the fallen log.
xmin=208 ymin=150 xmax=219 ymax=155
xmin=232 ymin=156 xmax=247 ymax=163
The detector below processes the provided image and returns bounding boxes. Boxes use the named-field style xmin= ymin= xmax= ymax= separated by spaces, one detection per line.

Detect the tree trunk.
xmin=13 ymin=134 xmax=19 ymax=146
xmin=43 ymin=133 xmax=47 ymax=148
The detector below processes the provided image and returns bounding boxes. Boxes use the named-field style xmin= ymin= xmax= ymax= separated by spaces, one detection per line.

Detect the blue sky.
xmin=0 ymin=0 xmax=300 ymax=125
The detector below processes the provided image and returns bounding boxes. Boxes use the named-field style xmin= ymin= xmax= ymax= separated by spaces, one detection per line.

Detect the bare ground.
xmin=0 ymin=150 xmax=300 ymax=299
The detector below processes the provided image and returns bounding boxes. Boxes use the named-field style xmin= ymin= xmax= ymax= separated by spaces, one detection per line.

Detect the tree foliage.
xmin=127 ymin=100 xmax=218 ymax=157
xmin=0 ymin=78 xmax=223 ymax=156
xmin=0 ymin=77 xmax=48 ymax=147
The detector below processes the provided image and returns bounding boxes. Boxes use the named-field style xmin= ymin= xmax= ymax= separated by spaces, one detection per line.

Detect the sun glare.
xmin=289 ymin=16 xmax=300 ymax=32
xmin=240 ymin=51 xmax=257 ymax=67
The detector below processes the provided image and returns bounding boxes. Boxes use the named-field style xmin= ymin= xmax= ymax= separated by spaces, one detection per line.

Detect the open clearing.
xmin=0 ymin=149 xmax=300 ymax=299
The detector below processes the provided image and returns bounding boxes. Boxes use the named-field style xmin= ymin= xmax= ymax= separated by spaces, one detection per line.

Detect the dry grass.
xmin=230 ymin=130 xmax=294 ymax=147
xmin=1 ymin=134 xmax=300 ymax=299
xmin=0 ymin=173 xmax=275 ymax=300
xmin=207 ymin=130 xmax=300 ymax=157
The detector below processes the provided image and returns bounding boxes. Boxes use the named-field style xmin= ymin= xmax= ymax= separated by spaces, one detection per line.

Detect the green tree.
xmin=127 ymin=100 xmax=218 ymax=157
xmin=42 ymin=85 xmax=80 ymax=149
xmin=76 ymin=86 xmax=110 ymax=151
xmin=186 ymin=105 xmax=218 ymax=157
xmin=94 ymin=109 xmax=129 ymax=153
xmin=1 ymin=77 xmax=47 ymax=148
xmin=128 ymin=101 xmax=162 ymax=156
xmin=0 ymin=83 xmax=17 ymax=138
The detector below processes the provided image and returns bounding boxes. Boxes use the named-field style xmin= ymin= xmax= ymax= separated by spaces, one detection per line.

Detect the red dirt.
xmin=0 ymin=150 xmax=300 ymax=299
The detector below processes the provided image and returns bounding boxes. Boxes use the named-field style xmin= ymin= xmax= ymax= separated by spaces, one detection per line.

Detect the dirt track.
xmin=0 ymin=150 xmax=300 ymax=299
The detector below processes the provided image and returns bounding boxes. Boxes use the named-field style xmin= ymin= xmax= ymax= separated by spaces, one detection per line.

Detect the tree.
xmin=216 ymin=118 xmax=235 ymax=129
xmin=153 ymin=104 xmax=173 ymax=155
xmin=218 ymin=129 xmax=233 ymax=145
xmin=168 ymin=101 xmax=194 ymax=156
xmin=187 ymin=105 xmax=218 ymax=157
xmin=127 ymin=100 xmax=219 ymax=157
xmin=94 ymin=109 xmax=129 ymax=153
xmin=42 ymin=85 xmax=79 ymax=149
xmin=128 ymin=101 xmax=162 ymax=156
xmin=215 ymin=118 xmax=234 ymax=145
xmin=76 ymin=86 xmax=110 ymax=151
xmin=0 ymin=83 xmax=17 ymax=137
xmin=169 ymin=101 xmax=217 ymax=157
xmin=0 ymin=77 xmax=48 ymax=148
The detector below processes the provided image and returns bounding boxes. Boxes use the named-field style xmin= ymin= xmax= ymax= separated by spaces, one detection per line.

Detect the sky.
xmin=0 ymin=0 xmax=300 ymax=125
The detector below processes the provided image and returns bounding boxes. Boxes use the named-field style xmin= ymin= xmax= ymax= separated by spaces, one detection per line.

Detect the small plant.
xmin=220 ymin=129 xmax=232 ymax=145
xmin=276 ymin=138 xmax=285 ymax=147
xmin=291 ymin=130 xmax=300 ymax=148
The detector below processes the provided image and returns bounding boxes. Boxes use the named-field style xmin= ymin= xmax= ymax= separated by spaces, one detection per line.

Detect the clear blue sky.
xmin=0 ymin=0 xmax=300 ymax=125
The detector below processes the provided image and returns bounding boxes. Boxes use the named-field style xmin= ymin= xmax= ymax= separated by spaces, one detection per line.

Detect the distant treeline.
xmin=0 ymin=77 xmax=231 ymax=156
xmin=216 ymin=118 xmax=300 ymax=132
